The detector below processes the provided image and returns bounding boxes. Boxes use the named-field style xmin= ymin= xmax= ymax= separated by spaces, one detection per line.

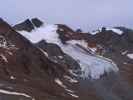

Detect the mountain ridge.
xmin=0 ymin=18 xmax=132 ymax=100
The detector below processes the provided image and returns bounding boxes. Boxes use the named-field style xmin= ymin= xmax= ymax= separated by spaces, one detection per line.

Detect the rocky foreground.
xmin=0 ymin=18 xmax=132 ymax=100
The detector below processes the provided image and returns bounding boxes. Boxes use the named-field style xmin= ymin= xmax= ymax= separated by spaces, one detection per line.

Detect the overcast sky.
xmin=0 ymin=0 xmax=133 ymax=32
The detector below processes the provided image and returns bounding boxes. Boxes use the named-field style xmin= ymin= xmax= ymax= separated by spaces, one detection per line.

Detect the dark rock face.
xmin=76 ymin=29 xmax=82 ymax=33
xmin=116 ymin=27 xmax=133 ymax=43
xmin=36 ymin=40 xmax=81 ymax=71
xmin=31 ymin=18 xmax=43 ymax=28
xmin=101 ymin=27 xmax=106 ymax=32
xmin=13 ymin=18 xmax=43 ymax=32
xmin=13 ymin=19 xmax=34 ymax=32
xmin=56 ymin=24 xmax=92 ymax=44
xmin=93 ymin=27 xmax=133 ymax=53
xmin=92 ymin=30 xmax=121 ymax=48
xmin=36 ymin=40 xmax=64 ymax=56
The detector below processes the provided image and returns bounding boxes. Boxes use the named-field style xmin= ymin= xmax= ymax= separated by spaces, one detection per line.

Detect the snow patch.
xmin=91 ymin=30 xmax=100 ymax=35
xmin=68 ymin=93 xmax=79 ymax=98
xmin=106 ymin=28 xmax=123 ymax=35
xmin=69 ymin=70 xmax=78 ymax=77
xmin=59 ymin=28 xmax=64 ymax=32
xmin=0 ymin=36 xmax=7 ymax=47
xmin=54 ymin=78 xmax=77 ymax=97
xmin=123 ymin=62 xmax=128 ymax=65
xmin=0 ymin=36 xmax=18 ymax=50
xmin=122 ymin=50 xmax=128 ymax=55
xmin=38 ymin=48 xmax=48 ymax=57
xmin=0 ymin=89 xmax=35 ymax=100
xmin=10 ymin=76 xmax=16 ymax=80
xmin=55 ymin=78 xmax=66 ymax=88
xmin=127 ymin=54 xmax=133 ymax=59
xmin=65 ymin=89 xmax=75 ymax=93
xmin=89 ymin=47 xmax=97 ymax=53
xmin=0 ymin=54 xmax=8 ymax=63
xmin=58 ymin=56 xmax=63 ymax=59
xmin=7 ymin=51 xmax=13 ymax=56
xmin=67 ymin=40 xmax=97 ymax=53
xmin=64 ymin=75 xmax=78 ymax=83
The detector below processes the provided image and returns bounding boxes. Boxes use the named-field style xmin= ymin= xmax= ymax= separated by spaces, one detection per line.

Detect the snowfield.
xmin=106 ymin=28 xmax=123 ymax=35
xmin=127 ymin=54 xmax=133 ymax=59
xmin=18 ymin=25 xmax=59 ymax=44
xmin=19 ymin=25 xmax=119 ymax=79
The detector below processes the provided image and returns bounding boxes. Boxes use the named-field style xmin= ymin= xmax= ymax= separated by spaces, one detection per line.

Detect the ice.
xmin=61 ymin=44 xmax=118 ymax=79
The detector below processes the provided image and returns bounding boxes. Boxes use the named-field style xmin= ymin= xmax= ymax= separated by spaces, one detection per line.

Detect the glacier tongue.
xmin=61 ymin=44 xmax=118 ymax=79
xmin=18 ymin=25 xmax=119 ymax=79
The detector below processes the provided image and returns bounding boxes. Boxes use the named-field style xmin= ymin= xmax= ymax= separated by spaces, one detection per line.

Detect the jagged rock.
xmin=36 ymin=40 xmax=81 ymax=71
xmin=76 ymin=29 xmax=82 ymax=33
xmin=31 ymin=18 xmax=43 ymax=28
xmin=13 ymin=19 xmax=34 ymax=32
xmin=101 ymin=27 xmax=106 ymax=32
xmin=56 ymin=24 xmax=92 ymax=44
xmin=13 ymin=18 xmax=43 ymax=32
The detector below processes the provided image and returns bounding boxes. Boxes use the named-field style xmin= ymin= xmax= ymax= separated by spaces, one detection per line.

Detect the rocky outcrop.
xmin=13 ymin=18 xmax=43 ymax=32
xmin=13 ymin=19 xmax=34 ymax=32
xmin=36 ymin=40 xmax=81 ymax=71
xmin=31 ymin=18 xmax=43 ymax=28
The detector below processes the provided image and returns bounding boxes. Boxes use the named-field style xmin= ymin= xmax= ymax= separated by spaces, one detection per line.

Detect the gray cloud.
xmin=0 ymin=0 xmax=133 ymax=32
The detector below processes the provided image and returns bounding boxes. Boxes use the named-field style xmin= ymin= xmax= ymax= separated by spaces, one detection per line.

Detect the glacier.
xmin=18 ymin=24 xmax=119 ymax=79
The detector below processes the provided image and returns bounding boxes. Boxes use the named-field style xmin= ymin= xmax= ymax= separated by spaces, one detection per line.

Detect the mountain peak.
xmin=13 ymin=18 xmax=44 ymax=32
xmin=31 ymin=18 xmax=43 ymax=28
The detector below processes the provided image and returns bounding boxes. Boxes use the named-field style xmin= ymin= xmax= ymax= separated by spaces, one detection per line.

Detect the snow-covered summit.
xmin=18 ymin=25 xmax=59 ymax=44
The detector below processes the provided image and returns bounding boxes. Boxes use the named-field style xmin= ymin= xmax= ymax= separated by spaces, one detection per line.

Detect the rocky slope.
xmin=0 ymin=18 xmax=81 ymax=100
xmin=0 ymin=18 xmax=132 ymax=100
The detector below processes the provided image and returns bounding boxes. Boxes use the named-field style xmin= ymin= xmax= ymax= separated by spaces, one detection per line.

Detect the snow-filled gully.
xmin=19 ymin=24 xmax=119 ymax=80
xmin=0 ymin=89 xmax=35 ymax=100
